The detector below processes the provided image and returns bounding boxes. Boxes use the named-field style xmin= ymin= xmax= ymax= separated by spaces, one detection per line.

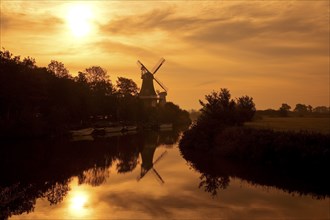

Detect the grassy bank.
xmin=179 ymin=126 xmax=330 ymax=197
xmin=245 ymin=117 xmax=330 ymax=134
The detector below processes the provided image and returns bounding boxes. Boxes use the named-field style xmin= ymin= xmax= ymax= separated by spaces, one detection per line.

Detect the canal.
xmin=1 ymin=130 xmax=328 ymax=219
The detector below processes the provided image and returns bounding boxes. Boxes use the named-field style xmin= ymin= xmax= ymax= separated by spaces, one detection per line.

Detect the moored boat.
xmin=104 ymin=126 xmax=124 ymax=133
xmin=159 ymin=123 xmax=173 ymax=130
xmin=70 ymin=127 xmax=94 ymax=136
xmin=123 ymin=125 xmax=137 ymax=132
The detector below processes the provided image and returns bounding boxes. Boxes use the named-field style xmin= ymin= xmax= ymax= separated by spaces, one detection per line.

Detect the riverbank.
xmin=179 ymin=125 xmax=330 ymax=197
xmin=245 ymin=116 xmax=330 ymax=134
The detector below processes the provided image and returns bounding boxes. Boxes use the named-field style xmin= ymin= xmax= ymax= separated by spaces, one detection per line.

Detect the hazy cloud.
xmin=1 ymin=12 xmax=64 ymax=33
xmin=100 ymin=191 xmax=220 ymax=218
xmin=101 ymin=7 xmax=227 ymax=36
xmin=97 ymin=2 xmax=328 ymax=61
xmin=94 ymin=39 xmax=155 ymax=58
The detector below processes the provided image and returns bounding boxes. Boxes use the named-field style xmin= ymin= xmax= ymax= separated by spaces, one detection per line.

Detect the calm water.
xmin=1 ymin=131 xmax=329 ymax=219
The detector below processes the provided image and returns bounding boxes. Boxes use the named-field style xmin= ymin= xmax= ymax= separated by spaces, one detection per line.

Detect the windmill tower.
xmin=137 ymin=58 xmax=168 ymax=107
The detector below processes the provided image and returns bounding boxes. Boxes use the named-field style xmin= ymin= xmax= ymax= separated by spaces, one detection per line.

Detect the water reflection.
xmin=69 ymin=190 xmax=91 ymax=217
xmin=0 ymin=130 xmax=180 ymax=219
xmin=180 ymin=147 xmax=330 ymax=199
xmin=1 ymin=130 xmax=329 ymax=219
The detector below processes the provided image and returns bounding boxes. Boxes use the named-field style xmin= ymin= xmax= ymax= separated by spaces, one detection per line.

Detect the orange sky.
xmin=1 ymin=1 xmax=329 ymax=110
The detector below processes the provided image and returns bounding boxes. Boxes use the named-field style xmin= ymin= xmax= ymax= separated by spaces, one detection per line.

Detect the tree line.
xmin=0 ymin=49 xmax=190 ymax=138
xmin=277 ymin=103 xmax=329 ymax=117
xmin=189 ymin=101 xmax=329 ymax=120
xmin=179 ymin=88 xmax=330 ymax=192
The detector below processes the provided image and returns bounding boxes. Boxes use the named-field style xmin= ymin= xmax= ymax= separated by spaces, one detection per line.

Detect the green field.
xmin=245 ymin=117 xmax=330 ymax=134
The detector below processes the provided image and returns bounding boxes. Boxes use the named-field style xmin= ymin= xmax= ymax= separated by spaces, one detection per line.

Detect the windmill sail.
xmin=137 ymin=150 xmax=167 ymax=183
xmin=154 ymin=76 xmax=168 ymax=92
xmin=137 ymin=60 xmax=150 ymax=74
xmin=152 ymin=168 xmax=165 ymax=184
xmin=151 ymin=58 xmax=165 ymax=74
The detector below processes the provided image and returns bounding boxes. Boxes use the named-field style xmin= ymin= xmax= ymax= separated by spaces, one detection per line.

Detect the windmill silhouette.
xmin=137 ymin=150 xmax=167 ymax=184
xmin=137 ymin=58 xmax=168 ymax=107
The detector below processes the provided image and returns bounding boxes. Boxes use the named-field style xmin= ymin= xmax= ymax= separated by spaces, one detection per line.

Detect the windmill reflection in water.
xmin=136 ymin=132 xmax=169 ymax=184
xmin=137 ymin=150 xmax=167 ymax=184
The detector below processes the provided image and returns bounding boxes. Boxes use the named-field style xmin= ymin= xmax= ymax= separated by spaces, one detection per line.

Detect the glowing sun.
xmin=66 ymin=4 xmax=94 ymax=37
xmin=69 ymin=191 xmax=90 ymax=217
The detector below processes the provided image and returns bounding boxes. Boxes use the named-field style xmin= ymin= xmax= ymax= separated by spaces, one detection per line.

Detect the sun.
xmin=66 ymin=4 xmax=94 ymax=37
xmin=69 ymin=191 xmax=90 ymax=217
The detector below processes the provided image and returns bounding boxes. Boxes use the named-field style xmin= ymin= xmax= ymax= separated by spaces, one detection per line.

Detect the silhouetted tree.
xmin=236 ymin=95 xmax=256 ymax=122
xmin=85 ymin=66 xmax=109 ymax=85
xmin=294 ymin=103 xmax=308 ymax=116
xmin=198 ymin=88 xmax=255 ymax=127
xmin=75 ymin=71 xmax=88 ymax=84
xmin=22 ymin=56 xmax=36 ymax=68
xmin=157 ymin=102 xmax=191 ymax=126
xmin=0 ymin=49 xmax=191 ymax=137
xmin=313 ymin=106 xmax=329 ymax=113
xmin=116 ymin=77 xmax=139 ymax=97
xmin=199 ymin=88 xmax=236 ymax=127
xmin=279 ymin=103 xmax=291 ymax=117
xmin=307 ymin=105 xmax=313 ymax=113
xmin=199 ymin=174 xmax=229 ymax=197
xmin=47 ymin=60 xmax=69 ymax=78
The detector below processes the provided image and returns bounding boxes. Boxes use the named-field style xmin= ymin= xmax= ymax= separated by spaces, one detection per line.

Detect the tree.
xmin=22 ymin=56 xmax=36 ymax=68
xmin=236 ymin=96 xmax=256 ymax=122
xmin=198 ymin=88 xmax=256 ymax=127
xmin=294 ymin=103 xmax=308 ymax=116
xmin=75 ymin=72 xmax=88 ymax=84
xmin=313 ymin=106 xmax=329 ymax=113
xmin=83 ymin=66 xmax=114 ymax=94
xmin=199 ymin=88 xmax=236 ymax=126
xmin=158 ymin=102 xmax=191 ymax=126
xmin=279 ymin=103 xmax=291 ymax=117
xmin=116 ymin=77 xmax=139 ymax=97
xmin=307 ymin=105 xmax=313 ymax=112
xmin=85 ymin=66 xmax=109 ymax=84
xmin=47 ymin=60 xmax=69 ymax=78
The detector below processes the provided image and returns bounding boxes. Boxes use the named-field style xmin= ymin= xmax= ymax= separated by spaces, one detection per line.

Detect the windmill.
xmin=137 ymin=150 xmax=167 ymax=184
xmin=137 ymin=58 xmax=168 ymax=107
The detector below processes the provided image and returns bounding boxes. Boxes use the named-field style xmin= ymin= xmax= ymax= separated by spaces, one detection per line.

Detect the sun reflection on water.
xmin=69 ymin=190 xmax=90 ymax=217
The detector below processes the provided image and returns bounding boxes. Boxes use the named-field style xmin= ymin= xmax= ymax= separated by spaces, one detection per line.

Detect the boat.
xmin=70 ymin=127 xmax=94 ymax=136
xmin=159 ymin=123 xmax=173 ymax=130
xmin=123 ymin=125 xmax=137 ymax=132
xmin=104 ymin=126 xmax=124 ymax=133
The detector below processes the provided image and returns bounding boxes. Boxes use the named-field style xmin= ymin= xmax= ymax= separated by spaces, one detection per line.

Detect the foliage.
xmin=0 ymin=131 xmax=180 ymax=219
xmin=279 ymin=103 xmax=291 ymax=117
xmin=0 ymin=49 xmax=190 ymax=137
xmin=294 ymin=103 xmax=308 ymax=116
xmin=47 ymin=60 xmax=69 ymax=78
xmin=179 ymin=128 xmax=330 ymax=198
xmin=116 ymin=77 xmax=139 ymax=97
xmin=236 ymin=95 xmax=256 ymax=122
xmin=157 ymin=102 xmax=191 ymax=126
xmin=198 ymin=88 xmax=255 ymax=128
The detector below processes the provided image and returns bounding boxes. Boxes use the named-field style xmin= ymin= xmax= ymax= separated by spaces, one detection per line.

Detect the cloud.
xmin=100 ymin=191 xmax=220 ymax=218
xmin=94 ymin=39 xmax=155 ymax=58
xmin=1 ymin=12 xmax=64 ymax=34
xmin=100 ymin=7 xmax=227 ymax=36
xmin=194 ymin=80 xmax=219 ymax=87
xmin=97 ymin=2 xmax=328 ymax=60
